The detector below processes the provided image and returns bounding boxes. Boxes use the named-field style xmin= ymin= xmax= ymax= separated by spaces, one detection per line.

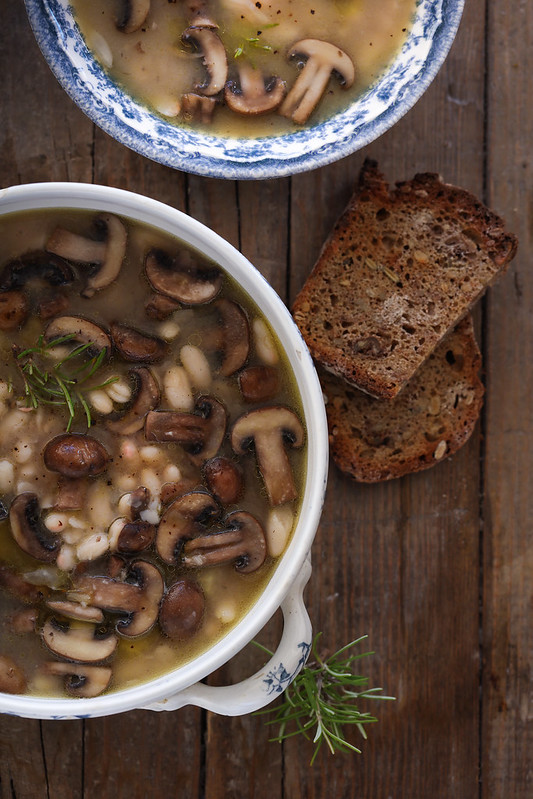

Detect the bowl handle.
xmin=142 ymin=556 xmax=312 ymax=716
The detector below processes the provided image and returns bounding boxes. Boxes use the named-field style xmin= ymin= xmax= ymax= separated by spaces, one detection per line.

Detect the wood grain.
xmin=0 ymin=0 xmax=531 ymax=796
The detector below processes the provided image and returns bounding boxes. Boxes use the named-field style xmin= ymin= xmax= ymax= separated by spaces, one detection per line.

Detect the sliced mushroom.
xmin=239 ymin=365 xmax=280 ymax=402
xmin=0 ymin=560 xmax=49 ymax=602
xmin=9 ymin=493 xmax=60 ymax=563
xmin=0 ymin=655 xmax=26 ymax=694
xmin=46 ymin=214 xmax=127 ymax=297
xmin=181 ymin=93 xmax=217 ymax=124
xmin=279 ymin=39 xmax=355 ymax=125
xmin=110 ymin=322 xmax=168 ymax=363
xmin=202 ymin=299 xmax=250 ymax=376
xmin=231 ymin=406 xmax=304 ymax=505
xmin=44 ymin=315 xmax=112 ymax=356
xmin=43 ymin=434 xmax=110 ymax=479
xmin=44 ymin=661 xmax=112 ymax=698
xmin=117 ymin=560 xmax=164 ymax=637
xmin=203 ymin=456 xmax=243 ymax=505
xmin=0 ymin=251 xmax=75 ymax=291
xmin=70 ymin=575 xmax=142 ymax=614
xmin=182 ymin=26 xmax=228 ymax=96
xmin=225 ymin=62 xmax=286 ymax=115
xmin=183 ymin=510 xmax=267 ymax=573
xmin=36 ymin=290 xmax=70 ymax=320
xmin=115 ymin=0 xmax=150 ymax=33
xmin=158 ymin=578 xmax=205 ymax=640
xmin=42 ymin=617 xmax=118 ymax=662
xmin=46 ymin=600 xmax=104 ymax=623
xmin=107 ymin=367 xmax=161 ymax=435
xmin=145 ymin=395 xmax=227 ymax=465
xmin=145 ymin=248 xmax=223 ymax=305
xmin=156 ymin=490 xmax=221 ymax=564
xmin=0 ymin=290 xmax=29 ymax=330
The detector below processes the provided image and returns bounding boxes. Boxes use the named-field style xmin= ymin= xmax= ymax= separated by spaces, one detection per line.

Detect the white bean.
xmin=158 ymin=320 xmax=181 ymax=341
xmin=163 ymin=366 xmax=194 ymax=411
xmin=106 ymin=379 xmax=132 ymax=404
xmin=266 ymin=506 xmax=294 ymax=557
xmin=89 ymin=32 xmax=113 ymax=68
xmin=215 ymin=599 xmax=237 ymax=624
xmin=119 ymin=439 xmax=140 ymax=464
xmin=13 ymin=441 xmax=33 ymax=464
xmin=140 ymin=468 xmax=161 ymax=498
xmin=163 ymin=464 xmax=181 ymax=483
xmin=44 ymin=513 xmax=68 ymax=533
xmin=253 ymin=318 xmax=280 ymax=365
xmin=108 ymin=517 xmax=127 ymax=550
xmin=76 ymin=533 xmax=109 ymax=562
xmin=88 ymin=389 xmax=114 ymax=415
xmin=180 ymin=345 xmax=212 ymax=390
xmin=16 ymin=481 xmax=34 ymax=494
xmin=0 ymin=460 xmax=14 ymax=492
xmin=61 ymin=527 xmax=86 ymax=545
xmin=115 ymin=473 xmax=139 ymax=492
xmin=56 ymin=544 xmax=76 ymax=572
xmin=153 ymin=97 xmax=181 ymax=118
xmin=68 ymin=516 xmax=87 ymax=530
xmin=139 ymin=508 xmax=160 ymax=525
xmin=140 ymin=445 xmax=162 ymax=464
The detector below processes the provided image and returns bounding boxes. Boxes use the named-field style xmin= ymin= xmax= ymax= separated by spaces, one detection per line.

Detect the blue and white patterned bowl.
xmin=25 ymin=0 xmax=464 ymax=180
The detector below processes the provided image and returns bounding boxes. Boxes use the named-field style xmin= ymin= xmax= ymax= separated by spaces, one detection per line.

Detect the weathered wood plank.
xmin=483 ymin=0 xmax=533 ymax=796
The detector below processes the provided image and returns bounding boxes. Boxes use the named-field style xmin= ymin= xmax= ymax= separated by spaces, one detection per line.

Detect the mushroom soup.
xmin=71 ymin=0 xmax=417 ymax=137
xmin=0 ymin=209 xmax=306 ymax=698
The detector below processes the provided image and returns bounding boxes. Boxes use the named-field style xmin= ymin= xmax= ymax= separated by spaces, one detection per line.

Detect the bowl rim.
xmin=0 ymin=182 xmax=329 ymax=718
xmin=24 ymin=0 xmax=465 ymax=179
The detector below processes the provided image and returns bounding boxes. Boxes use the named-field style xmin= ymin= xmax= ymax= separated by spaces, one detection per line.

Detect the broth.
xmin=71 ymin=0 xmax=416 ymax=137
xmin=0 ymin=208 xmax=305 ymax=698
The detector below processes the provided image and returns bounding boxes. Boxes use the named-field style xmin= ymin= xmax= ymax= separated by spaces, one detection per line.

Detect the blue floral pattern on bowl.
xmin=25 ymin=0 xmax=464 ymax=179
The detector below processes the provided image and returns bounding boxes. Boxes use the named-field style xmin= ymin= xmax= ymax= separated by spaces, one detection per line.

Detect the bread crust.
xmin=293 ymin=160 xmax=517 ymax=399
xmin=321 ymin=315 xmax=484 ymax=482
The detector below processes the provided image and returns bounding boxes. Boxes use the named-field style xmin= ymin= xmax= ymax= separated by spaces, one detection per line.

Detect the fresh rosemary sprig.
xmin=12 ymin=333 xmax=117 ymax=432
xmin=257 ymin=634 xmax=394 ymax=765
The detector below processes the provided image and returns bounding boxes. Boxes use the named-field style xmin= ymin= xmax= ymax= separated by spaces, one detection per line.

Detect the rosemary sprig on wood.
xmin=13 ymin=333 xmax=117 ymax=431
xmin=257 ymin=634 xmax=394 ymax=765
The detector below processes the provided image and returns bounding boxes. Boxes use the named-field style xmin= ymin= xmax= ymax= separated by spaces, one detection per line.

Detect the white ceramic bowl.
xmin=0 ymin=182 xmax=328 ymax=720
xmin=24 ymin=0 xmax=465 ymax=179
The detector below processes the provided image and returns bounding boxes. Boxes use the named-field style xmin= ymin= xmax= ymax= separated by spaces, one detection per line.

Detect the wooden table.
xmin=1 ymin=1 xmax=531 ymax=796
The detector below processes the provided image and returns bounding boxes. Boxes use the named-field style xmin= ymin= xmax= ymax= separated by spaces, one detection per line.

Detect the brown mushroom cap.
xmin=182 ymin=510 xmax=267 ymax=573
xmin=156 ymin=490 xmax=221 ymax=564
xmin=9 ymin=493 xmax=60 ymax=563
xmin=145 ymin=248 xmax=223 ymax=305
xmin=45 ymin=661 xmax=112 ymax=698
xmin=116 ymin=520 xmax=157 ymax=554
xmin=110 ymin=322 xmax=168 ymax=363
xmin=107 ymin=367 xmax=161 ymax=435
xmin=225 ymin=62 xmax=286 ymax=115
xmin=43 ymin=434 xmax=110 ymax=479
xmin=181 ymin=93 xmax=217 ymax=124
xmin=238 ymin=365 xmax=280 ymax=403
xmin=158 ymin=578 xmax=205 ymax=640
xmin=279 ymin=39 xmax=355 ymax=124
xmin=206 ymin=299 xmax=250 ymax=377
xmin=231 ymin=406 xmax=305 ymax=505
xmin=202 ymin=456 xmax=243 ymax=505
xmin=182 ymin=26 xmax=228 ymax=96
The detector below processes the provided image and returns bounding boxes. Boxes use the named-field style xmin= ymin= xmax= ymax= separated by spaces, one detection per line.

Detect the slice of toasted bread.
xmin=293 ymin=160 xmax=517 ymax=399
xmin=320 ymin=315 xmax=484 ymax=482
